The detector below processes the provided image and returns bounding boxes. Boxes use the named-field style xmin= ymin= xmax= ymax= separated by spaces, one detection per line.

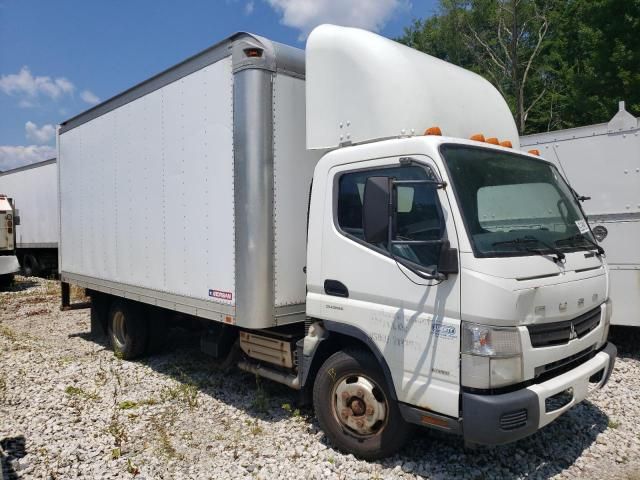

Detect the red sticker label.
xmin=209 ymin=289 xmax=232 ymax=301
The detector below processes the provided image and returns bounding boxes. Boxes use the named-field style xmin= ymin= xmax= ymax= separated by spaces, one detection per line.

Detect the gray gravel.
xmin=1 ymin=276 xmax=639 ymax=480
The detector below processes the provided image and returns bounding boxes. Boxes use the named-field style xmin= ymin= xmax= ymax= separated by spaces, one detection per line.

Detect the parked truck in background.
xmin=58 ymin=25 xmax=616 ymax=458
xmin=521 ymin=102 xmax=640 ymax=327
xmin=0 ymin=194 xmax=20 ymax=287
xmin=0 ymin=158 xmax=59 ymax=277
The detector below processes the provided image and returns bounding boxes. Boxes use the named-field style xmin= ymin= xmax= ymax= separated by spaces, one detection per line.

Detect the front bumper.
xmin=0 ymin=255 xmax=20 ymax=276
xmin=462 ymin=342 xmax=616 ymax=445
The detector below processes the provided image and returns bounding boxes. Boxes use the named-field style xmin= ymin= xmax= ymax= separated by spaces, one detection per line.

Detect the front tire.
xmin=107 ymin=300 xmax=148 ymax=359
xmin=312 ymin=348 xmax=412 ymax=460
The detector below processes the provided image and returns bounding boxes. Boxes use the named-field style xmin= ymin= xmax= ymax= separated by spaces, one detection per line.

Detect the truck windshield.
xmin=440 ymin=144 xmax=595 ymax=257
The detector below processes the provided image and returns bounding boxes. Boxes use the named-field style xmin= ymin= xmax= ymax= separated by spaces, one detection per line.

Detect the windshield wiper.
xmin=492 ymin=236 xmax=566 ymax=263
xmin=555 ymin=233 xmax=605 ymax=256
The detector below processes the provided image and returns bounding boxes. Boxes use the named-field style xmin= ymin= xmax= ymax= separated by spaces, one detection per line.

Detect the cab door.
xmin=309 ymin=154 xmax=462 ymax=418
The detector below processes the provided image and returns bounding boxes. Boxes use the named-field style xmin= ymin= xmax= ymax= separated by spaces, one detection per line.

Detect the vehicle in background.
xmin=0 ymin=194 xmax=20 ymax=287
xmin=57 ymin=25 xmax=616 ymax=459
xmin=521 ymin=102 xmax=639 ymax=327
xmin=0 ymin=158 xmax=58 ymax=277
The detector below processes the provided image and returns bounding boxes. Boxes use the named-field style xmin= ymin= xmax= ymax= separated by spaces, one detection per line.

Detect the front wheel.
xmin=312 ymin=348 xmax=412 ymax=460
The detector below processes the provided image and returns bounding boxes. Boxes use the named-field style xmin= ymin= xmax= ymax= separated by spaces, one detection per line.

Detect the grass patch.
xmin=65 ymin=385 xmax=100 ymax=401
xmin=118 ymin=400 xmax=138 ymax=410
xmin=151 ymin=415 xmax=182 ymax=459
xmin=126 ymin=458 xmax=140 ymax=475
xmin=251 ymin=375 xmax=269 ymax=413
xmin=608 ymin=419 xmax=621 ymax=429
xmin=281 ymin=402 xmax=301 ymax=418
xmin=161 ymin=382 xmax=198 ymax=408
xmin=119 ymin=398 xmax=158 ymax=410
xmin=107 ymin=416 xmax=128 ymax=447
xmin=0 ymin=325 xmax=18 ymax=342
xmin=111 ymin=447 xmax=121 ymax=459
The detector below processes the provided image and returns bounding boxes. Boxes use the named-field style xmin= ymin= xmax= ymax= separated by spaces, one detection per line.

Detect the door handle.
xmin=324 ymin=279 xmax=349 ymax=298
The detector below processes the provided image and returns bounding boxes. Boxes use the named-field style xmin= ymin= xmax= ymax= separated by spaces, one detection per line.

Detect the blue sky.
xmin=0 ymin=0 xmax=437 ymax=170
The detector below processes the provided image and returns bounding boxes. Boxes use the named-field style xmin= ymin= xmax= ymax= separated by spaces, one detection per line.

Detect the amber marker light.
xmin=424 ymin=126 xmax=442 ymax=136
xmin=528 ymin=149 xmax=540 ymax=156
xmin=500 ymin=140 xmax=513 ymax=148
xmin=470 ymin=134 xmax=485 ymax=142
xmin=486 ymin=137 xmax=499 ymax=145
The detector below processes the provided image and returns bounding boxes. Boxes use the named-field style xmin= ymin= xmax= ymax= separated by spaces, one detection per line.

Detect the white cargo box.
xmin=0 ymin=159 xmax=58 ymax=249
xmin=521 ymin=102 xmax=640 ymax=326
xmin=58 ymin=33 xmax=322 ymax=329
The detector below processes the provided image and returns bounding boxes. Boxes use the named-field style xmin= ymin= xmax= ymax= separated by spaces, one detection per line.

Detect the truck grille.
xmin=527 ymin=307 xmax=601 ymax=348
xmin=499 ymin=409 xmax=528 ymax=431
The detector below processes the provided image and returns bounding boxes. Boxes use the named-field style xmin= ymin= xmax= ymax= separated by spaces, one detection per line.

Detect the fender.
xmin=303 ymin=319 xmax=399 ymax=401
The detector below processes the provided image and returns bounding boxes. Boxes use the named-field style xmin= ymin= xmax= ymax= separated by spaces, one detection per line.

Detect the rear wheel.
xmin=107 ymin=300 xmax=148 ymax=359
xmin=312 ymin=348 xmax=412 ymax=460
xmin=22 ymin=254 xmax=41 ymax=277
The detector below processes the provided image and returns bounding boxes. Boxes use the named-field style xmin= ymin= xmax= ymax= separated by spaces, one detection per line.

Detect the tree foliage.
xmin=398 ymin=0 xmax=640 ymax=134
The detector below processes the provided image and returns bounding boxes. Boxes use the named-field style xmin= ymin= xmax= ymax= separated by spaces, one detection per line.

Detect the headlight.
xmin=461 ymin=322 xmax=523 ymax=389
xmin=461 ymin=323 xmax=521 ymax=357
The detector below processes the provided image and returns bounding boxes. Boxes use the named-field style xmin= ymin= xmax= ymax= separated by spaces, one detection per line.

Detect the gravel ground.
xmin=1 ymin=276 xmax=639 ymax=480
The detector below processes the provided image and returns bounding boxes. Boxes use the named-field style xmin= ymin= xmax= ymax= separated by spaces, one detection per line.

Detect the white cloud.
xmin=266 ymin=0 xmax=408 ymax=38
xmin=80 ymin=89 xmax=100 ymax=105
xmin=245 ymin=1 xmax=255 ymax=14
xmin=0 ymin=66 xmax=75 ymax=101
xmin=0 ymin=145 xmax=56 ymax=171
xmin=25 ymin=121 xmax=55 ymax=144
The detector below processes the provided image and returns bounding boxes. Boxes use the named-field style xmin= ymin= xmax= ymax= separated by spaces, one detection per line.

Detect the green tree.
xmin=545 ymin=0 xmax=640 ymax=128
xmin=398 ymin=0 xmax=640 ymax=134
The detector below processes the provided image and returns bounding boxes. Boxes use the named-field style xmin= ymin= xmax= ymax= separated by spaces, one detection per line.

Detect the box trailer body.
xmin=0 ymin=195 xmax=20 ymax=284
xmin=59 ymin=34 xmax=322 ymax=328
xmin=0 ymin=158 xmax=59 ymax=275
xmin=521 ymin=102 xmax=640 ymax=327
xmin=59 ymin=25 xmax=616 ymax=458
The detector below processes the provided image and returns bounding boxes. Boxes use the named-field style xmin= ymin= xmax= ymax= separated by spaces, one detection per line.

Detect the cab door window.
xmin=337 ymin=165 xmax=444 ymax=269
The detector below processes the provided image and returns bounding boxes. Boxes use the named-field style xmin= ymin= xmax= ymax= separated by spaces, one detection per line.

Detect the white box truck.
xmin=521 ymin=102 xmax=639 ymax=327
xmin=0 ymin=194 xmax=20 ymax=286
xmin=0 ymin=158 xmax=59 ymax=276
xmin=58 ymin=25 xmax=616 ymax=458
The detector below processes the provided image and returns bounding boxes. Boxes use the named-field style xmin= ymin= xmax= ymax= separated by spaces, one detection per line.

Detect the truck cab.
xmin=304 ymin=135 xmax=614 ymax=455
xmin=0 ymin=195 xmax=20 ymax=286
xmin=299 ymin=25 xmax=616 ymax=458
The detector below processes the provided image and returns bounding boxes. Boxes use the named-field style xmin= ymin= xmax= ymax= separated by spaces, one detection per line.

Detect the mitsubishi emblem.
xmin=569 ymin=323 xmax=577 ymax=340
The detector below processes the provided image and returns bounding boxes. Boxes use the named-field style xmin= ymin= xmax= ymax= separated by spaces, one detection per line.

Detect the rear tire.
xmin=312 ymin=348 xmax=412 ymax=460
xmin=22 ymin=254 xmax=40 ymax=277
xmin=107 ymin=300 xmax=148 ymax=359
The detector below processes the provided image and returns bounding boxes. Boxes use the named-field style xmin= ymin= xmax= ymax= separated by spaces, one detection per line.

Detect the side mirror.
xmin=363 ymin=176 xmax=391 ymax=244
xmin=14 ymin=215 xmax=20 ymax=226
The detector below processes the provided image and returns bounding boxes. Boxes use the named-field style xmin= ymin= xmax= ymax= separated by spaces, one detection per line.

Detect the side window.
xmin=337 ymin=165 xmax=445 ymax=269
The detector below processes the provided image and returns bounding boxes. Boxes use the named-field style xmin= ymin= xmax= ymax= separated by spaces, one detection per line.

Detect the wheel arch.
xmin=301 ymin=319 xmax=398 ymax=402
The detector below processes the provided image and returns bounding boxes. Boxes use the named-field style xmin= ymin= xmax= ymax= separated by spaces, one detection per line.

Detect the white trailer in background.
xmin=58 ymin=25 xmax=616 ymax=459
xmin=0 ymin=195 xmax=20 ymax=286
xmin=521 ymin=102 xmax=640 ymax=327
xmin=0 ymin=158 xmax=58 ymax=276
